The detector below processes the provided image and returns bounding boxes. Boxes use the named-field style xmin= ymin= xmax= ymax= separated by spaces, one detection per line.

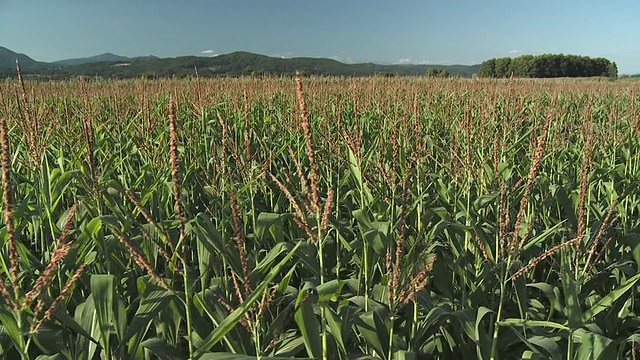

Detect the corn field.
xmin=0 ymin=73 xmax=639 ymax=360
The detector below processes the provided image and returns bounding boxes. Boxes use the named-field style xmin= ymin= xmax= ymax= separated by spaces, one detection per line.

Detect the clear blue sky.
xmin=2 ymin=0 xmax=639 ymax=74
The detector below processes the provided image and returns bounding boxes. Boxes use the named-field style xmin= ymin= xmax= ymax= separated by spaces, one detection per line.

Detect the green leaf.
xmin=363 ymin=226 xmax=390 ymax=257
xmin=393 ymin=350 xmax=416 ymax=360
xmin=475 ymin=307 xmax=493 ymax=360
xmin=325 ymin=306 xmax=346 ymax=355
xmin=561 ymin=261 xmax=582 ymax=329
xmin=35 ymin=355 xmax=64 ymax=360
xmin=274 ymin=336 xmax=305 ymax=357
xmin=451 ymin=309 xmax=476 ymax=343
xmin=294 ymin=289 xmax=321 ymax=359
xmin=91 ymin=274 xmax=114 ymax=357
xmin=0 ymin=308 xmax=25 ymax=354
xmin=473 ymin=193 xmax=498 ymax=211
xmin=317 ymin=279 xmax=343 ymax=304
xmin=512 ymin=263 xmax=530 ymax=323
xmin=113 ymin=297 xmax=127 ymax=344
xmin=352 ymin=209 xmax=372 ymax=230
xmin=193 ymin=213 xmax=226 ymax=255
xmin=527 ymin=336 xmax=562 ymax=360
xmin=355 ymin=310 xmax=389 ymax=358
xmin=521 ymin=350 xmax=551 ymax=359
xmin=522 ymin=221 xmax=565 ymax=251
xmin=194 ymin=241 xmax=301 ymax=357
xmin=193 ymin=212 xmax=230 ymax=288
xmin=348 ymin=147 xmax=363 ymax=192
xmin=74 ymin=297 xmax=100 ymax=360
xmin=195 ymin=230 xmax=214 ymax=289
xmin=498 ymin=319 xmax=570 ymax=332
xmin=527 ymin=282 xmax=561 ymax=318
xmin=552 ymin=186 xmax=577 ymax=230
xmin=140 ymin=338 xmax=184 ymax=360
xmin=51 ymin=305 xmax=99 ymax=346
xmin=252 ymin=242 xmax=290 ymax=277
xmin=573 ymin=328 xmax=614 ymax=360
xmin=122 ymin=288 xmax=173 ymax=355
xmin=41 ymin=158 xmax=52 ymax=212
xmin=32 ymin=328 xmax=68 ymax=357
xmin=632 ymin=243 xmax=640 ymax=274
xmin=199 ymin=353 xmax=312 ymax=360
xmin=255 ymin=212 xmax=283 ymax=243
xmin=582 ymin=271 xmax=640 ymax=322
xmin=50 ymin=170 xmax=75 ymax=213
xmin=509 ymin=329 xmax=562 ymax=360
xmin=193 ymin=289 xmax=241 ymax=353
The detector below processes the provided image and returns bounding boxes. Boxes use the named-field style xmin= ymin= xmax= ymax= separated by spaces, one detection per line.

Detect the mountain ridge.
xmin=52 ymin=52 xmax=130 ymax=66
xmin=0 ymin=46 xmax=480 ymax=78
xmin=0 ymin=46 xmax=44 ymax=70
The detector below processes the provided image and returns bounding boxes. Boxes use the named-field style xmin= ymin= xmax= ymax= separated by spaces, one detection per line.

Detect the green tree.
xmin=478 ymin=58 xmax=496 ymax=77
xmin=479 ymin=54 xmax=618 ymax=79
xmin=607 ymin=62 xmax=618 ymax=78
xmin=426 ymin=68 xmax=450 ymax=78
xmin=494 ymin=57 xmax=512 ymax=77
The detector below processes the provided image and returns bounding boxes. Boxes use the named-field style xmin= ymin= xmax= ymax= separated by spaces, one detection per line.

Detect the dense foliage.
xmin=478 ymin=54 xmax=618 ymax=78
xmin=0 ymin=74 xmax=639 ymax=359
xmin=425 ymin=68 xmax=450 ymax=78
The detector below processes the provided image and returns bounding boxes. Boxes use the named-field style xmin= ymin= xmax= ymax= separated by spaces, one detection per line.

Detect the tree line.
xmin=478 ymin=54 xmax=617 ymax=78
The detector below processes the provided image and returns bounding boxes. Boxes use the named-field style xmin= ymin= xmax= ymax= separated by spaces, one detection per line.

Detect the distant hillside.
xmin=39 ymin=52 xmax=480 ymax=78
xmin=0 ymin=46 xmax=480 ymax=78
xmin=0 ymin=46 xmax=44 ymax=71
xmin=52 ymin=53 xmax=130 ymax=66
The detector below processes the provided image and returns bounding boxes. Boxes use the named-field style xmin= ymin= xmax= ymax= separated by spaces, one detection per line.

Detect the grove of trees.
xmin=478 ymin=54 xmax=618 ymax=78
xmin=426 ymin=68 xmax=451 ymax=78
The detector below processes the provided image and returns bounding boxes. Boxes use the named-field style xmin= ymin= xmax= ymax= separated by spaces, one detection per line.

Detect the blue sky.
xmin=2 ymin=0 xmax=639 ymax=74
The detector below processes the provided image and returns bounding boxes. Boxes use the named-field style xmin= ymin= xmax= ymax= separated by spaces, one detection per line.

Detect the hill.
xmin=39 ymin=52 xmax=480 ymax=78
xmin=0 ymin=46 xmax=45 ymax=70
xmin=0 ymin=46 xmax=480 ymax=78
xmin=52 ymin=52 xmax=130 ymax=66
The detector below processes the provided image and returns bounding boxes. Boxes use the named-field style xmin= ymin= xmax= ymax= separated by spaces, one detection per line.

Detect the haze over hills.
xmin=0 ymin=46 xmax=480 ymax=78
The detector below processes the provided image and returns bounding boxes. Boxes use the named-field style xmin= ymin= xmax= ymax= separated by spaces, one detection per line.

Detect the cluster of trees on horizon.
xmin=426 ymin=68 xmax=451 ymax=78
xmin=478 ymin=54 xmax=618 ymax=78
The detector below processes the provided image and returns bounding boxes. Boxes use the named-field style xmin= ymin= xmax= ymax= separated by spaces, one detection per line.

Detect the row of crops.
xmin=0 ymin=73 xmax=639 ymax=359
